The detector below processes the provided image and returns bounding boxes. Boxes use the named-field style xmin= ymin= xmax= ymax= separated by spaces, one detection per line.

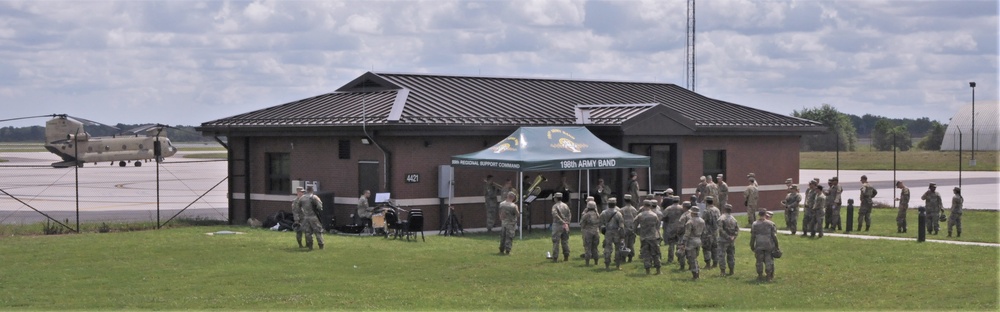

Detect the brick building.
xmin=197 ymin=72 xmax=825 ymax=230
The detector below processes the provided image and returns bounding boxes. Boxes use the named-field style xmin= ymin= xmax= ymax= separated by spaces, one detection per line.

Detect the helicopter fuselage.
xmin=44 ymin=116 xmax=177 ymax=167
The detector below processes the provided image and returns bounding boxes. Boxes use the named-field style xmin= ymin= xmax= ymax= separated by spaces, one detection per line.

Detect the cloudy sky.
xmin=1 ymin=0 xmax=997 ymax=128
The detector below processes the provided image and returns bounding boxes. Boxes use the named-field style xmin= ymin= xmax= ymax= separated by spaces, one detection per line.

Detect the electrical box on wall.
xmin=438 ymin=165 xmax=453 ymax=199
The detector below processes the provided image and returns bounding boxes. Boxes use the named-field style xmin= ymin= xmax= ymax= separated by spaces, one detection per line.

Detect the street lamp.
xmin=970 ymin=81 xmax=976 ymax=166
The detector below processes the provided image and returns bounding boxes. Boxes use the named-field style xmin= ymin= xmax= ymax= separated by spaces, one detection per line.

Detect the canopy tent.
xmin=451 ymin=127 xmax=651 ymax=238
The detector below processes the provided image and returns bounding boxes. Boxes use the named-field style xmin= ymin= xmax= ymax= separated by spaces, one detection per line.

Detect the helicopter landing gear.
xmin=119 ymin=161 xmax=126 ymax=167
xmin=134 ymin=161 xmax=142 ymax=167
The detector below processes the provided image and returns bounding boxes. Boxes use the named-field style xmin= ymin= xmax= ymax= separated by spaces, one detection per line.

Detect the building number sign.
xmin=405 ymin=173 xmax=420 ymax=183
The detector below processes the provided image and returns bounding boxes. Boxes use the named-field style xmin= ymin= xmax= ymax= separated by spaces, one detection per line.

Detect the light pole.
xmin=970 ymin=81 xmax=976 ymax=166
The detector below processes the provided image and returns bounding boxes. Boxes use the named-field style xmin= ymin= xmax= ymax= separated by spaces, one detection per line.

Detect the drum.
xmin=372 ymin=213 xmax=386 ymax=229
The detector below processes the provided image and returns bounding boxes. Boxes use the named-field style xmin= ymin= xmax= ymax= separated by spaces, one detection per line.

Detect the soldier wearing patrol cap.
xmin=579 ymin=201 xmax=601 ymax=266
xmin=717 ymin=204 xmax=739 ymax=276
xmin=291 ymin=187 xmax=305 ymax=248
xmin=948 ymin=187 xmax=963 ymax=237
xmin=802 ymin=179 xmax=818 ymax=236
xmin=682 ymin=205 xmax=706 ymax=280
xmin=744 ymin=175 xmax=760 ymax=226
xmin=599 ymin=196 xmax=625 ymax=270
xmin=702 ymin=196 xmax=721 ymax=268
xmin=750 ymin=210 xmax=779 ymax=282
xmin=921 ymin=182 xmax=943 ymax=235
xmin=617 ymin=197 xmax=638 ymax=262
xmin=858 ymin=175 xmax=878 ymax=232
xmin=827 ymin=177 xmax=843 ymax=231
xmin=677 ymin=201 xmax=693 ymax=270
xmin=635 ymin=199 xmax=663 ymax=274
xmin=716 ymin=174 xmax=729 ymax=208
xmin=550 ymin=192 xmax=571 ymax=262
xmin=782 ymin=184 xmax=801 ymax=235
xmin=627 ymin=171 xmax=640 ymax=205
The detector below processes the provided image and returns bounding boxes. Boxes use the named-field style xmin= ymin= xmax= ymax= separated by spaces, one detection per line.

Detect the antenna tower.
xmin=685 ymin=0 xmax=696 ymax=92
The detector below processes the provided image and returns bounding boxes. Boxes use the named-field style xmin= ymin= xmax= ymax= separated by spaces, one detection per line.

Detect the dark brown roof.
xmin=200 ymin=72 xmax=822 ymax=131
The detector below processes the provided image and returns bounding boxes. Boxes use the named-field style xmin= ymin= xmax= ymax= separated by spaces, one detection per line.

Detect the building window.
xmin=338 ymin=140 xmax=351 ymax=159
xmin=631 ymin=144 xmax=676 ymax=192
xmin=703 ymin=150 xmax=726 ymax=180
xmin=267 ymin=153 xmax=291 ymax=194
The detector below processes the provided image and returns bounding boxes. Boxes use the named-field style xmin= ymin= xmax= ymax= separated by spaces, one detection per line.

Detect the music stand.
xmin=374 ymin=192 xmax=391 ymax=204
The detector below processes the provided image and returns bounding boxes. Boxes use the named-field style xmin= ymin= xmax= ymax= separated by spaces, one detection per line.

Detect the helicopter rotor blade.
xmin=0 ymin=114 xmax=58 ymax=123
xmin=65 ymin=115 xmax=119 ymax=131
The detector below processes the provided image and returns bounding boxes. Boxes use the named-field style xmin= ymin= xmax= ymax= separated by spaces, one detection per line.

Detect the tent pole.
xmin=647 ymin=167 xmax=653 ymax=194
xmin=519 ymin=171 xmax=524 ymax=240
xmin=577 ymin=170 xmax=583 ymax=222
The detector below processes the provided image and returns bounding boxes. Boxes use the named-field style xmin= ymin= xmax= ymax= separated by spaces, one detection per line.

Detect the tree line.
xmin=793 ymin=104 xmax=946 ymax=152
xmin=0 ymin=124 xmax=211 ymax=142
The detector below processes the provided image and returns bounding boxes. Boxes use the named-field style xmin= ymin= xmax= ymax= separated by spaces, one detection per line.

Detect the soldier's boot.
xmin=679 ymin=262 xmax=686 ymax=270
xmin=692 ymin=272 xmax=699 ymax=280
xmin=766 ymin=272 xmax=774 ymax=282
xmin=857 ymin=224 xmax=862 ymax=232
xmin=655 ymin=267 xmax=661 ymax=275
xmin=727 ymin=264 xmax=734 ymax=276
xmin=757 ymin=273 xmax=764 ymax=281
xmin=957 ymin=230 xmax=961 ymax=237
xmin=297 ymin=238 xmax=304 ymax=248
xmin=948 ymin=230 xmax=952 ymax=237
xmin=563 ymin=253 xmax=569 ymax=262
xmin=605 ymin=263 xmax=611 ymax=270
xmin=865 ymin=224 xmax=870 ymax=232
xmin=318 ymin=243 xmax=324 ymax=250
xmin=720 ymin=268 xmax=727 ymax=277
xmin=645 ymin=267 xmax=650 ymax=275
xmin=627 ymin=256 xmax=633 ymax=263
xmin=499 ymin=247 xmax=505 ymax=255
xmin=306 ymin=241 xmax=313 ymax=251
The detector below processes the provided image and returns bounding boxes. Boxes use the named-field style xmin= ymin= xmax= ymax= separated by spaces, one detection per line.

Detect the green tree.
xmin=872 ymin=120 xmax=912 ymax=151
xmin=917 ymin=121 xmax=947 ymax=150
xmin=792 ymin=104 xmax=857 ymax=151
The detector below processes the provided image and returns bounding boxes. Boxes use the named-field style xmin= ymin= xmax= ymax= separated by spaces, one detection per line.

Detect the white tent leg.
xmin=519 ymin=171 xmax=523 ymax=240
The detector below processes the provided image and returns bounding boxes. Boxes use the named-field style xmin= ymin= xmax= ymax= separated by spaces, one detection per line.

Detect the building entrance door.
xmin=359 ymin=161 xmax=379 ymax=207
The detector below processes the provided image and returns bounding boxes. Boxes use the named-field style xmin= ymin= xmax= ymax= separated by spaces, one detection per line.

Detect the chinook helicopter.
xmin=1 ymin=114 xmax=177 ymax=168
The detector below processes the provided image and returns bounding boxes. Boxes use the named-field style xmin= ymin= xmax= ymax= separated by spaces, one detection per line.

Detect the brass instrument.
xmin=523 ymin=175 xmax=547 ymax=200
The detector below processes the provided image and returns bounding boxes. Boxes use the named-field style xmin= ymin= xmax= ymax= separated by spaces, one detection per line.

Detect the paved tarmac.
xmin=801 ymin=169 xmax=998 ymax=210
xmin=0 ymin=152 xmax=228 ymax=225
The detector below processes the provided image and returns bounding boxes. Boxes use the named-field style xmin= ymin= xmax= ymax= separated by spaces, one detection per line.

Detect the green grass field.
xmin=0 ymin=225 xmax=995 ymax=310
xmin=801 ymin=150 xmax=999 ymax=171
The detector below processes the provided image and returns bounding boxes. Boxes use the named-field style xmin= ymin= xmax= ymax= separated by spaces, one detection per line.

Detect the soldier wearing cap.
xmin=716 ymin=174 xmax=729 ymax=208
xmin=706 ymin=175 xmax=720 ymax=206
xmin=921 ymin=182 xmax=943 ymax=235
xmin=662 ymin=196 xmax=684 ymax=263
xmin=599 ymin=196 xmax=625 ymax=270
xmin=858 ymin=175 xmax=878 ymax=232
xmin=617 ymin=197 xmax=638 ymax=263
xmin=550 ymin=192 xmax=571 ymax=262
xmin=782 ymin=184 xmax=801 ymax=235
xmin=750 ymin=210 xmax=779 ymax=282
xmin=483 ymin=175 xmax=503 ymax=233
xmin=895 ymin=181 xmax=911 ymax=233
xmin=498 ymin=191 xmax=520 ymax=255
xmin=291 ymin=187 xmax=306 ymax=248
xmin=682 ymin=205 xmax=706 ymax=280
xmin=948 ymin=187 xmax=963 ymax=237
xmin=579 ymin=201 xmax=601 ymax=266
xmin=802 ymin=179 xmax=818 ymax=237
xmin=827 ymin=177 xmax=843 ymax=231
xmin=810 ymin=185 xmax=827 ymax=238
xmin=635 ymin=199 xmax=663 ymax=274
xmin=785 ymin=178 xmax=794 ymax=189
xmin=717 ymin=204 xmax=739 ymax=276
xmin=627 ymin=171 xmax=640 ymax=205
xmin=594 ymin=178 xmax=611 ymax=211
xmin=696 ymin=176 xmax=708 ymax=205
xmin=677 ymin=201 xmax=693 ymax=270
xmin=744 ymin=175 xmax=760 ymax=227
xmin=701 ymin=196 xmax=721 ymax=269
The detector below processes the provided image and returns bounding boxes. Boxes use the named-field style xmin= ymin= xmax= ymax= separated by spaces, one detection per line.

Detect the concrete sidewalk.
xmin=738 ymin=228 xmax=1000 ymax=248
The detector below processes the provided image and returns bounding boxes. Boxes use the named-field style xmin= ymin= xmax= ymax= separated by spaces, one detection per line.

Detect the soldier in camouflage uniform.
xmin=635 ymin=200 xmax=663 ymax=275
xmin=744 ymin=176 xmax=759 ymax=226
xmin=595 ymin=178 xmax=612 ymax=211
xmin=706 ymin=176 xmax=720 ymax=205
xmin=828 ymin=177 xmax=843 ymax=231
xmin=948 ymin=187 xmax=963 ymax=237
xmin=921 ymin=182 xmax=943 ymax=235
xmin=702 ymin=196 xmax=721 ymax=269
xmin=858 ymin=175 xmax=877 ymax=232
xmin=662 ymin=197 xmax=684 ymax=263
xmin=802 ymin=179 xmax=817 ymax=237
xmin=627 ymin=171 xmax=640 ymax=205
xmin=580 ymin=201 xmax=601 ymax=266
xmin=291 ymin=187 xmax=305 ymax=248
xmin=498 ymin=192 xmax=520 ymax=255
xmin=682 ymin=206 xmax=705 ymax=280
xmin=895 ymin=181 xmax=910 ymax=233
xmin=599 ymin=198 xmax=625 ymax=270
xmin=617 ymin=197 xmax=638 ymax=263
xmin=484 ymin=175 xmax=502 ymax=233
xmin=695 ymin=176 xmax=708 ymax=206
xmin=750 ymin=210 xmax=779 ymax=282
xmin=810 ymin=185 xmax=827 ymax=238
xmin=677 ymin=201 xmax=693 ymax=270
xmin=717 ymin=204 xmax=740 ymax=276
xmin=550 ymin=193 xmax=571 ymax=262
xmin=783 ymin=185 xmax=801 ymax=235
xmin=716 ymin=174 xmax=729 ymax=208
xmin=299 ymin=186 xmax=325 ymax=250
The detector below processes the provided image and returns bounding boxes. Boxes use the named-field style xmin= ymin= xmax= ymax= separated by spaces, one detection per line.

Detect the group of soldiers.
xmin=778 ymin=175 xmax=966 ymax=238
xmin=291 ymin=186 xmax=325 ymax=251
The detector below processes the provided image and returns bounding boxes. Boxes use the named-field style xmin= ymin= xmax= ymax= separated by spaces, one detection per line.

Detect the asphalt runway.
xmin=0 ymin=152 xmax=228 ymax=225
